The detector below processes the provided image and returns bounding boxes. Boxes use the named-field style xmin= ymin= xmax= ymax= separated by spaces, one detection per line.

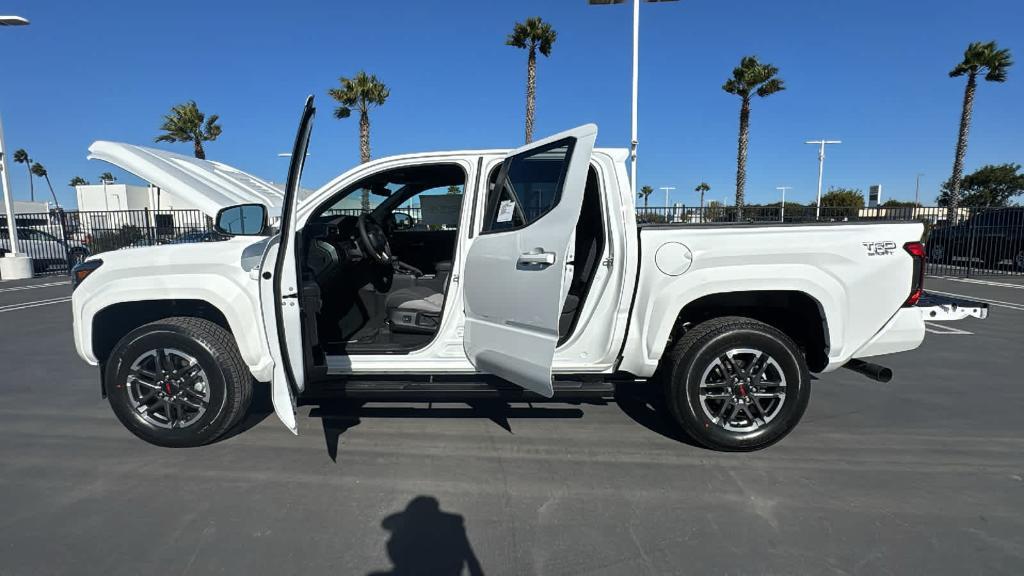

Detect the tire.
xmin=661 ymin=316 xmax=811 ymax=451
xmin=105 ymin=317 xmax=252 ymax=447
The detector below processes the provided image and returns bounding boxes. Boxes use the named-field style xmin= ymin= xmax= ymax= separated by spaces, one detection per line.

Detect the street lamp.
xmin=805 ymin=139 xmax=841 ymax=220
xmin=0 ymin=15 xmax=32 ymax=280
xmin=914 ymin=172 xmax=924 ymax=206
xmin=588 ymin=0 xmax=679 ymax=198
xmin=776 ymin=186 xmax=791 ymax=222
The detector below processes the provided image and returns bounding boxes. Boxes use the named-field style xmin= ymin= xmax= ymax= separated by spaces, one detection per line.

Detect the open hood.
xmin=88 ymin=141 xmax=285 ymax=217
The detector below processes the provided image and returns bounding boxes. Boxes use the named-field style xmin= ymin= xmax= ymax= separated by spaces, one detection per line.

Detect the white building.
xmin=75 ymin=183 xmax=205 ymax=214
xmin=0 ymin=199 xmax=50 ymax=215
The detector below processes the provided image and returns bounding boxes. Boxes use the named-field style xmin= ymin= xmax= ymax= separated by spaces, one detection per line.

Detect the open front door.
xmin=462 ymin=124 xmax=598 ymax=397
xmin=263 ymin=96 xmax=315 ymax=433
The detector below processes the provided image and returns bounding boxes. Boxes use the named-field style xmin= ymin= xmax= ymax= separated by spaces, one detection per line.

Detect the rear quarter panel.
xmin=619 ymin=222 xmax=924 ymax=376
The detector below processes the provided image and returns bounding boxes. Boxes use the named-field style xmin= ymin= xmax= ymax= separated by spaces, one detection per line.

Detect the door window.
xmin=482 ymin=138 xmax=575 ymax=234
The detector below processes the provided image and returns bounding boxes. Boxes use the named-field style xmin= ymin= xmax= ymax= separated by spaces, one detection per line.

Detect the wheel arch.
xmin=668 ymin=290 xmax=831 ymax=372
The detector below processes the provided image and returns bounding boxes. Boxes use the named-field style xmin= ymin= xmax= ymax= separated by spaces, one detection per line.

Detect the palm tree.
xmin=99 ymin=171 xmax=116 ymax=183
xmin=946 ymin=41 xmax=1013 ymax=222
xmin=328 ymin=71 xmax=390 ymax=211
xmin=638 ymin=185 xmax=654 ymax=209
xmin=69 ymin=176 xmax=89 ymax=187
xmin=12 ymin=149 xmax=34 ymax=202
xmin=507 ymin=17 xmax=557 ymax=144
xmin=723 ymin=56 xmax=785 ymax=221
xmin=695 ymin=182 xmax=711 ymax=221
xmin=30 ymin=162 xmax=59 ymax=206
xmin=155 ymin=100 xmax=222 ymax=160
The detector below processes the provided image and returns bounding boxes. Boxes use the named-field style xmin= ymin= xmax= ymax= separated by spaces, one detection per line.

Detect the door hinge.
xmin=452 ymin=274 xmax=459 ymax=283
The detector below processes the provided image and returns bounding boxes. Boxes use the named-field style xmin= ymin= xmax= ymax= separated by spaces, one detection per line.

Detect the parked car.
xmin=927 ymin=207 xmax=1024 ymax=270
xmin=70 ymin=98 xmax=986 ymax=451
xmin=168 ymin=230 xmax=228 ymax=244
xmin=0 ymin=227 xmax=89 ymax=271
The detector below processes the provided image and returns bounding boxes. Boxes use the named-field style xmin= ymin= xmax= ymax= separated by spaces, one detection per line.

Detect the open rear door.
xmin=262 ymin=96 xmax=315 ymax=433
xmin=462 ymin=124 xmax=598 ymax=397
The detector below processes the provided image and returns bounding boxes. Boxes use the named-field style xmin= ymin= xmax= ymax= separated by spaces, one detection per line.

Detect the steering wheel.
xmin=356 ymin=213 xmax=393 ymax=264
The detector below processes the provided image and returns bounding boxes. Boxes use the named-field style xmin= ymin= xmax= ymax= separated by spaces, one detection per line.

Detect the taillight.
xmin=903 ymin=242 xmax=925 ymax=306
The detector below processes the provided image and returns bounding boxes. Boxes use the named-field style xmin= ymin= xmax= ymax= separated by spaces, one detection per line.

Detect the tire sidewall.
xmin=106 ymin=323 xmax=231 ymax=447
xmin=675 ymin=327 xmax=810 ymax=451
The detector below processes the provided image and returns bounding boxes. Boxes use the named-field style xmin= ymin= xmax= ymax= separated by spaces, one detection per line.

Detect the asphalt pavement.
xmin=0 ymin=274 xmax=1022 ymax=575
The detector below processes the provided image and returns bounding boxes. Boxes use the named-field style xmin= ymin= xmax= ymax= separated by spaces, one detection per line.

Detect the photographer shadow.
xmin=368 ymin=495 xmax=484 ymax=576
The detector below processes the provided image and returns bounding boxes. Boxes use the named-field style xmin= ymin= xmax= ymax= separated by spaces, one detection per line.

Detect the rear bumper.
xmin=852 ymin=307 xmax=926 ymax=360
xmin=849 ymin=292 xmax=988 ymax=362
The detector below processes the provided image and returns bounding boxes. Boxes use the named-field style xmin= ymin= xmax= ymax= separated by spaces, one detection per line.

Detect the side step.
xmin=305 ymin=374 xmax=617 ymax=401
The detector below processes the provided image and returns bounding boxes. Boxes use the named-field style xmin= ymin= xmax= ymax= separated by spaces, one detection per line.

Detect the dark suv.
xmin=927 ymin=207 xmax=1024 ymax=270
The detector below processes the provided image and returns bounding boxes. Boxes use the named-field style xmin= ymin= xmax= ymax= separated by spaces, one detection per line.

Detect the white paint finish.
xmin=258 ymin=241 xmax=297 ymax=433
xmin=88 ymin=141 xmax=284 ymax=217
xmin=71 ymin=237 xmax=275 ymax=382
xmin=852 ymin=307 xmax=925 ymax=358
xmin=654 ymin=242 xmax=692 ymax=276
xmin=463 ymin=125 xmax=598 ymax=397
xmin=618 ymin=221 xmax=926 ymax=377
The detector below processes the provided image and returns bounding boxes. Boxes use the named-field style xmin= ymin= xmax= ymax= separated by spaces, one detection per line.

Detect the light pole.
xmin=588 ymin=0 xmax=679 ymax=197
xmin=805 ymin=139 xmax=841 ymax=220
xmin=914 ymin=173 xmax=923 ymax=206
xmin=776 ymin=186 xmax=791 ymax=222
xmin=0 ymin=15 xmax=33 ymax=280
xmin=659 ymin=186 xmax=675 ymax=208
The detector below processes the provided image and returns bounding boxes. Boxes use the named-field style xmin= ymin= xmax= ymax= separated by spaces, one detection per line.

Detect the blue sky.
xmin=1 ymin=0 xmax=1021 ymax=208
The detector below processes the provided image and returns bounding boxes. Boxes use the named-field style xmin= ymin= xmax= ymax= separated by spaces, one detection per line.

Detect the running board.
xmin=304 ymin=375 xmax=617 ymax=401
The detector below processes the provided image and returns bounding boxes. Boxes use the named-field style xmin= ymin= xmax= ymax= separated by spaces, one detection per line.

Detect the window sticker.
xmin=497 ymin=200 xmax=515 ymax=223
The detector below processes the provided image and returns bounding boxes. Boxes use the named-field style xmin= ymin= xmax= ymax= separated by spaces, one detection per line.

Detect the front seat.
xmin=386 ymin=286 xmax=444 ymax=334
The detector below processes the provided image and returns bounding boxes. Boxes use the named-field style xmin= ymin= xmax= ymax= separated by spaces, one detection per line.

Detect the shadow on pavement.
xmin=613 ymin=383 xmax=703 ymax=449
xmin=310 ymin=399 xmax=587 ymax=462
xmin=368 ymin=495 xmax=484 ymax=576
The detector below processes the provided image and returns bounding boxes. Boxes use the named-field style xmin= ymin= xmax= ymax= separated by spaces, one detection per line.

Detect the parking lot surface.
xmin=1 ymin=274 xmax=1022 ymax=575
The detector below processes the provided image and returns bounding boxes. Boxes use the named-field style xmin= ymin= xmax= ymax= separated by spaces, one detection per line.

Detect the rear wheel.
xmin=661 ymin=317 xmax=811 ymax=451
xmin=105 ymin=317 xmax=252 ymax=447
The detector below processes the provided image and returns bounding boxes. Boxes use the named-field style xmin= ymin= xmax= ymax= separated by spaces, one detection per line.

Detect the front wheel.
xmin=105 ymin=317 xmax=253 ymax=447
xmin=661 ymin=317 xmax=811 ymax=451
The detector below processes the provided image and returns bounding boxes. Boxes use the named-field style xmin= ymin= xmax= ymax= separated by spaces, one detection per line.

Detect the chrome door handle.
xmin=517 ymin=251 xmax=556 ymax=266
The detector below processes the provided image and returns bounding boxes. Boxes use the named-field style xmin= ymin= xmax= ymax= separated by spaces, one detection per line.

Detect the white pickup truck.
xmin=71 ymin=98 xmax=985 ymax=451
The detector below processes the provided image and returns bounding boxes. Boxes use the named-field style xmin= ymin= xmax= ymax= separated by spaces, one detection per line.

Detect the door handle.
xmin=517 ymin=251 xmax=556 ymax=266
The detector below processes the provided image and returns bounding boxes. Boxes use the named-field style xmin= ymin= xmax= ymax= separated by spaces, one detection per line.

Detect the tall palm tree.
xmin=638 ymin=185 xmax=654 ymax=210
xmin=507 ymin=17 xmax=556 ymax=144
xmin=328 ymin=71 xmax=390 ymax=211
xmin=723 ymin=56 xmax=785 ymax=221
xmin=695 ymin=181 xmax=711 ymax=221
xmin=12 ymin=149 xmax=34 ymax=202
xmin=30 ymin=162 xmax=59 ymax=206
xmin=69 ymin=176 xmax=88 ymax=187
xmin=155 ymin=100 xmax=222 ymax=160
xmin=99 ymin=171 xmax=116 ymax=183
xmin=946 ymin=41 xmax=1013 ymax=222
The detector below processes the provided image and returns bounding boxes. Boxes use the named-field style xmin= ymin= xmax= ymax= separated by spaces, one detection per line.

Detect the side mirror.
xmin=392 ymin=211 xmax=414 ymax=230
xmin=215 ymin=204 xmax=268 ymax=236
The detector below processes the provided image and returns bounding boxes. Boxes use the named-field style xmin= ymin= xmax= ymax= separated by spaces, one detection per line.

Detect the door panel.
xmin=268 ymin=96 xmax=315 ymax=431
xmin=462 ymin=124 xmax=598 ymax=397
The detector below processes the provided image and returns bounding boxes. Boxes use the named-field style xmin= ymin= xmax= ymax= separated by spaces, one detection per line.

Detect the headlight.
xmin=71 ymin=259 xmax=103 ymax=290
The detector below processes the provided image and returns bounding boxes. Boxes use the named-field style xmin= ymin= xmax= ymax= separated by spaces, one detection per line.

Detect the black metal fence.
xmin=637 ymin=205 xmax=1024 ymax=277
xmin=3 ymin=205 xmax=1021 ymax=278
xmin=1 ymin=209 xmax=214 ymax=276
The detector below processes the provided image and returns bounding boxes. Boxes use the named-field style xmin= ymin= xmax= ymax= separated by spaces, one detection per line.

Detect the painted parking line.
xmin=0 ymin=296 xmax=72 ymax=314
xmin=929 ymin=276 xmax=1024 ymax=290
xmin=0 ymin=280 xmax=71 ymax=293
xmin=925 ymin=322 xmax=974 ymax=335
xmin=926 ymin=289 xmax=1024 ymax=312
